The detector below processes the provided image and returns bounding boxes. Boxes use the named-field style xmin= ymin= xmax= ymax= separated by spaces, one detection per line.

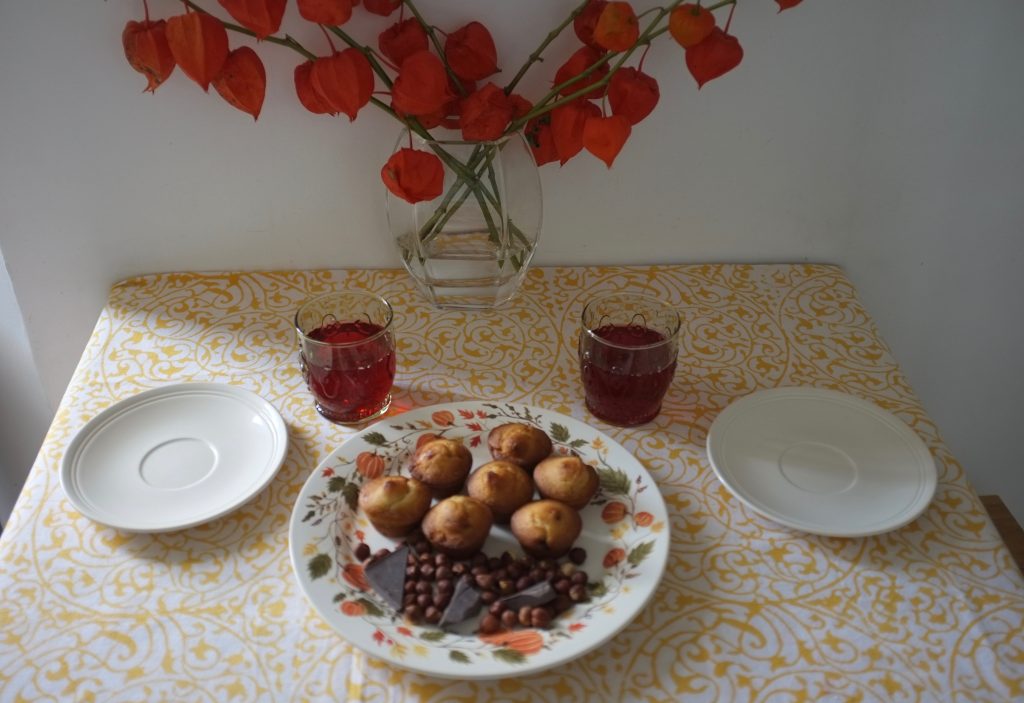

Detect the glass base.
xmin=398 ymin=232 xmax=535 ymax=310
xmin=315 ymin=394 xmax=392 ymax=425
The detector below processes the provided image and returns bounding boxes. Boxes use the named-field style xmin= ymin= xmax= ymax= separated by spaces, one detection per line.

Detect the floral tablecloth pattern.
xmin=1 ymin=265 xmax=1022 ymax=702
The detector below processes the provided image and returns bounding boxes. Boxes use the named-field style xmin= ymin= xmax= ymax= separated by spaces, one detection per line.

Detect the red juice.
xmin=302 ymin=320 xmax=396 ymax=423
xmin=580 ymin=324 xmax=677 ymax=426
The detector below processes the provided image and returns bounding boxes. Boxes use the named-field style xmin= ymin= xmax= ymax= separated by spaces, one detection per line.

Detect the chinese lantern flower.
xmin=122 ymin=19 xmax=176 ymax=93
xmin=310 ymin=49 xmax=374 ymax=120
xmin=574 ymin=0 xmax=608 ymax=49
xmin=669 ymin=4 xmax=716 ymax=49
xmin=460 ymin=83 xmax=513 ymax=141
xmin=526 ymin=117 xmax=558 ymax=166
xmin=294 ymin=61 xmax=334 ymax=115
xmin=551 ymin=99 xmax=601 ymax=165
xmin=165 ymin=11 xmax=229 ymax=92
xmin=445 ymin=22 xmax=499 ymax=82
xmin=379 ymin=19 xmax=428 ymax=68
xmin=607 ymin=68 xmax=659 ymax=125
xmin=363 ymin=0 xmax=401 ymax=16
xmin=391 ymin=51 xmax=455 ymax=116
xmin=583 ymin=114 xmax=631 ymax=168
xmin=297 ymin=0 xmax=354 ymax=26
xmin=212 ymin=47 xmax=266 ymax=120
xmin=686 ymin=28 xmax=744 ymax=89
xmin=382 ymin=148 xmax=445 ymax=204
xmin=593 ymin=2 xmax=639 ymax=53
xmin=554 ymin=47 xmax=610 ymax=100
xmin=218 ymin=0 xmax=286 ymax=39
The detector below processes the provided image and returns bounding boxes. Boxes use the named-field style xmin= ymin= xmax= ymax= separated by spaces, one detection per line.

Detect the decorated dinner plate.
xmin=706 ymin=387 xmax=937 ymax=537
xmin=61 ymin=383 xmax=288 ymax=532
xmin=288 ymin=401 xmax=670 ymax=680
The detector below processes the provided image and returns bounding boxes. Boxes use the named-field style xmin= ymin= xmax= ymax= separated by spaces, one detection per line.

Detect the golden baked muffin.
xmin=487 ymin=423 xmax=553 ymax=471
xmin=357 ymin=475 xmax=432 ymax=538
xmin=466 ymin=460 xmax=535 ymax=523
xmin=532 ymin=455 xmax=599 ymax=510
xmin=410 ymin=438 xmax=473 ymax=498
xmin=421 ymin=495 xmax=494 ymax=558
xmin=510 ymin=499 xmax=582 ymax=559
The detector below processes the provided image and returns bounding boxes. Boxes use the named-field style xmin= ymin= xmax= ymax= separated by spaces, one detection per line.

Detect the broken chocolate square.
xmin=498 ymin=580 xmax=556 ymax=611
xmin=438 ymin=576 xmax=482 ymax=628
xmin=364 ymin=544 xmax=409 ymax=612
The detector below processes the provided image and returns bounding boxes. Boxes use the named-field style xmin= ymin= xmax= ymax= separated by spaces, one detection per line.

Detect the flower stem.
xmin=503 ymin=0 xmax=591 ymax=95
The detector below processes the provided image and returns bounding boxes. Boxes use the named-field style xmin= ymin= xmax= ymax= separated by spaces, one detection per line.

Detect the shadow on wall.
xmin=0 ymin=249 xmax=53 ymax=524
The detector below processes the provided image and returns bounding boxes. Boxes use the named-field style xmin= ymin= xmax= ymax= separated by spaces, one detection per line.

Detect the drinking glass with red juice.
xmin=578 ymin=293 xmax=681 ymax=426
xmin=295 ymin=291 xmax=396 ymax=424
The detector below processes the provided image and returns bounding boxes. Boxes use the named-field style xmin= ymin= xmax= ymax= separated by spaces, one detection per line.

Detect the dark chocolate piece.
xmin=438 ymin=577 xmax=482 ymax=628
xmin=364 ymin=545 xmax=409 ymax=611
xmin=498 ymin=581 xmax=556 ymax=611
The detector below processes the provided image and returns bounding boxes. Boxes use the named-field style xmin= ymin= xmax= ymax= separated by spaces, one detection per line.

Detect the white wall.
xmin=1 ymin=0 xmax=1021 ymax=524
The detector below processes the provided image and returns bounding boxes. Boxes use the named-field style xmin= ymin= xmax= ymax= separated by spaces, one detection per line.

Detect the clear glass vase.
xmin=385 ymin=130 xmax=542 ymax=310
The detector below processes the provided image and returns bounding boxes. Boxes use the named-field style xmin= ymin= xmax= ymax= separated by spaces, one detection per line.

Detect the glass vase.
xmin=385 ymin=130 xmax=542 ymax=310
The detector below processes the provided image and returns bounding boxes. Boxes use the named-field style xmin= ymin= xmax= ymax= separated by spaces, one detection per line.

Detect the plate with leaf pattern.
xmin=288 ymin=401 xmax=670 ymax=679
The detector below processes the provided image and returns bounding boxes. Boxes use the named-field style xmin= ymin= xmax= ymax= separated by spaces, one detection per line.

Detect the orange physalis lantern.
xmin=583 ymin=114 xmax=631 ymax=168
xmin=392 ymin=51 xmax=455 ymax=116
xmin=573 ymin=0 xmax=608 ymax=50
xmin=685 ymin=28 xmax=744 ymax=89
xmin=551 ymin=99 xmax=601 ymax=165
xmin=379 ymin=19 xmax=428 ymax=68
xmin=525 ymin=117 xmax=558 ymax=166
xmin=554 ymin=47 xmax=609 ymax=100
xmin=592 ymin=2 xmax=639 ymax=53
xmin=297 ymin=0 xmax=354 ymax=26
xmin=508 ymin=94 xmax=533 ymax=121
xmin=363 ymin=0 xmax=401 ymax=16
xmin=607 ymin=67 xmax=659 ymax=125
xmin=459 ymin=83 xmax=513 ymax=141
xmin=212 ymin=46 xmax=266 ymax=119
xmin=381 ymin=148 xmax=445 ymax=204
xmin=294 ymin=61 xmax=334 ymax=114
xmin=603 ymin=547 xmax=626 ymax=568
xmin=217 ymin=0 xmax=286 ymax=39
xmin=122 ymin=19 xmax=176 ymax=93
xmin=444 ymin=22 xmax=499 ymax=82
xmin=311 ymin=48 xmax=374 ymax=120
xmin=166 ymin=11 xmax=230 ymax=92
xmin=668 ymin=4 xmax=716 ymax=48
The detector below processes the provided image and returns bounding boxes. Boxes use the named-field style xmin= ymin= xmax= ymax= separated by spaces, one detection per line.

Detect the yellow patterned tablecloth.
xmin=1 ymin=265 xmax=1023 ymax=702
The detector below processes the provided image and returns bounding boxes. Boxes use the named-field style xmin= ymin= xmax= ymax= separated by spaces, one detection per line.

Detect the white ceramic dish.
xmin=288 ymin=401 xmax=670 ymax=679
xmin=706 ymin=387 xmax=937 ymax=537
xmin=61 ymin=383 xmax=288 ymax=532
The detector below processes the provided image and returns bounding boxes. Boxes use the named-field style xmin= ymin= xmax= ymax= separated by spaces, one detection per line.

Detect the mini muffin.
xmin=487 ymin=423 xmax=553 ymax=471
xmin=421 ymin=495 xmax=494 ymax=558
xmin=533 ymin=455 xmax=599 ymax=510
xmin=510 ymin=499 xmax=582 ymax=559
xmin=466 ymin=461 xmax=535 ymax=523
xmin=358 ymin=476 xmax=432 ymax=538
xmin=410 ymin=438 xmax=473 ymax=498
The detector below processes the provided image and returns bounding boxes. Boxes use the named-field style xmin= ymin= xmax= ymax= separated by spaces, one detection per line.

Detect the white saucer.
xmin=61 ymin=383 xmax=288 ymax=532
xmin=706 ymin=387 xmax=937 ymax=537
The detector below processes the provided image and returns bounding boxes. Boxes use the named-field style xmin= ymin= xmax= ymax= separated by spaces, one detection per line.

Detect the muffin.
xmin=533 ymin=455 xmax=599 ymax=510
xmin=421 ymin=495 xmax=494 ymax=558
xmin=410 ymin=438 xmax=473 ymax=498
xmin=466 ymin=461 xmax=535 ymax=523
xmin=487 ymin=423 xmax=553 ymax=471
xmin=358 ymin=476 xmax=432 ymax=538
xmin=510 ymin=499 xmax=582 ymax=559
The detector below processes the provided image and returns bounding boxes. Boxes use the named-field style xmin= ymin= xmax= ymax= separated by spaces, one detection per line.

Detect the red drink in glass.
xmin=579 ymin=294 xmax=680 ymax=426
xmin=296 ymin=292 xmax=395 ymax=424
